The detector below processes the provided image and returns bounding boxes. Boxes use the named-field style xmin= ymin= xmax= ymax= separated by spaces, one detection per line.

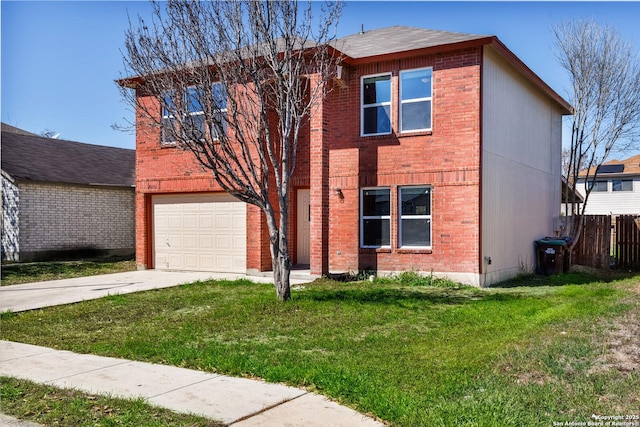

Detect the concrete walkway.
xmin=0 ymin=271 xmax=383 ymax=426
xmin=0 ymin=341 xmax=382 ymax=426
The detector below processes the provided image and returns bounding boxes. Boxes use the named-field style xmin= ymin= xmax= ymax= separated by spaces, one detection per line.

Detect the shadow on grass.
xmin=302 ymin=286 xmax=524 ymax=307
xmin=491 ymin=270 xmax=638 ymax=289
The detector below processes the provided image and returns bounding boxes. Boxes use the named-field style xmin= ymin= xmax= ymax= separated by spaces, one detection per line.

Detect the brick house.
xmin=1 ymin=124 xmax=135 ymax=261
xmin=121 ymin=26 xmax=570 ymax=286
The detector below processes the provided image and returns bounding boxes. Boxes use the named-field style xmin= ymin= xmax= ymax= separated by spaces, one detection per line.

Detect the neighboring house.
xmin=560 ymin=177 xmax=584 ymax=217
xmin=119 ymin=26 xmax=571 ymax=286
xmin=574 ymin=154 xmax=640 ymax=215
xmin=1 ymin=125 xmax=136 ymax=261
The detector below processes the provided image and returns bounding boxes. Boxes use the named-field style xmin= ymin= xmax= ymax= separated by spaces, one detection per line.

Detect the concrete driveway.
xmin=0 ymin=270 xmax=312 ymax=312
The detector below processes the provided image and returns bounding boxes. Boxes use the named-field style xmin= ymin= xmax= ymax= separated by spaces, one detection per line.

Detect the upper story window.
xmin=360 ymin=188 xmax=390 ymax=248
xmin=161 ymin=91 xmax=177 ymax=145
xmin=211 ymin=82 xmax=228 ymax=139
xmin=185 ymin=86 xmax=205 ymax=141
xmin=612 ymin=179 xmax=633 ymax=192
xmin=361 ymin=74 xmax=391 ymax=136
xmin=400 ymin=68 xmax=432 ymax=133
xmin=399 ymin=186 xmax=432 ymax=248
xmin=587 ymin=180 xmax=608 ymax=192
xmin=161 ymin=83 xmax=227 ymax=144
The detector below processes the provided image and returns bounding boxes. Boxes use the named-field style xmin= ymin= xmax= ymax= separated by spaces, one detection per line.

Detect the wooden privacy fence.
xmin=573 ymin=215 xmax=611 ymax=269
xmin=573 ymin=215 xmax=640 ymax=269
xmin=614 ymin=215 xmax=640 ymax=269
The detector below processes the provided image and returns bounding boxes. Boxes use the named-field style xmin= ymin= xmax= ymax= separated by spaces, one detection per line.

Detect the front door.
xmin=296 ymin=189 xmax=310 ymax=265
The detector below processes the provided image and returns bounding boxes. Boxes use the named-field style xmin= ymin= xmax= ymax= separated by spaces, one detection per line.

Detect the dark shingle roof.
xmin=334 ymin=26 xmax=490 ymax=59
xmin=1 ymin=123 xmax=38 ymax=136
xmin=1 ymin=130 xmax=135 ymax=187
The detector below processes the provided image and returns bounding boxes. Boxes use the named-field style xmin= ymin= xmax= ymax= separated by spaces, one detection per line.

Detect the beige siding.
xmin=481 ymin=47 xmax=563 ymax=284
xmin=18 ymin=182 xmax=135 ymax=258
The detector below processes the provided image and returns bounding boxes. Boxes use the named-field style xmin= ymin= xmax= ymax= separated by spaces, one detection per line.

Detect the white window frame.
xmin=360 ymin=187 xmax=391 ymax=248
xmin=612 ymin=179 xmax=633 ymax=192
xmin=361 ymin=73 xmax=392 ymax=137
xmin=185 ymin=85 xmax=206 ymax=142
xmin=211 ymin=82 xmax=228 ymax=141
xmin=588 ymin=180 xmax=609 ymax=192
xmin=161 ymin=91 xmax=177 ymax=145
xmin=399 ymin=67 xmax=433 ymax=133
xmin=398 ymin=186 xmax=432 ymax=249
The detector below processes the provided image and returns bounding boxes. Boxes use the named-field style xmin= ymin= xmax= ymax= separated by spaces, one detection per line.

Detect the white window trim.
xmin=161 ymin=91 xmax=177 ymax=145
xmin=360 ymin=187 xmax=391 ymax=248
xmin=210 ymin=82 xmax=228 ymax=141
xmin=185 ymin=86 xmax=205 ymax=142
xmin=398 ymin=185 xmax=432 ymax=249
xmin=399 ymin=67 xmax=433 ymax=134
xmin=612 ymin=179 xmax=633 ymax=192
xmin=588 ymin=180 xmax=609 ymax=192
xmin=361 ymin=73 xmax=392 ymax=137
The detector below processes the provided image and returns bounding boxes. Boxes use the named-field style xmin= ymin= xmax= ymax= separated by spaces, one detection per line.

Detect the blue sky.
xmin=2 ymin=1 xmax=640 ymax=150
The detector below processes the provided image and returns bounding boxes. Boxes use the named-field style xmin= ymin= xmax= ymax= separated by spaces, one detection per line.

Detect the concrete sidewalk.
xmin=0 ymin=341 xmax=382 ymax=426
xmin=0 ymin=270 xmax=313 ymax=313
xmin=0 ymin=271 xmax=383 ymax=426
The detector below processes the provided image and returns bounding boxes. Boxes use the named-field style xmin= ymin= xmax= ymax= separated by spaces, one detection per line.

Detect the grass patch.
xmin=1 ymin=259 xmax=136 ymax=286
xmin=2 ymin=274 xmax=639 ymax=425
xmin=0 ymin=376 xmax=221 ymax=426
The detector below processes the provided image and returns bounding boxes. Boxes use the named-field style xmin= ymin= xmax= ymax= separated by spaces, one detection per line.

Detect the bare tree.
xmin=119 ymin=0 xmax=342 ymax=301
xmin=555 ymin=20 xmax=640 ymax=251
xmin=40 ymin=129 xmax=60 ymax=139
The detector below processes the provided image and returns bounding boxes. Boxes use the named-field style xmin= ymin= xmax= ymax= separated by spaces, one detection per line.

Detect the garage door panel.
xmin=183 ymin=214 xmax=199 ymax=229
xmin=167 ymin=234 xmax=183 ymax=249
xmin=153 ymin=194 xmax=246 ymax=273
xmin=200 ymin=235 xmax=214 ymax=249
xmin=184 ymin=234 xmax=198 ymax=249
xmin=168 ymin=214 xmax=182 ymax=229
xmin=233 ymin=235 xmax=245 ymax=250
xmin=200 ymin=214 xmax=214 ymax=229
xmin=183 ymin=254 xmax=199 ymax=269
xmin=233 ymin=214 xmax=245 ymax=229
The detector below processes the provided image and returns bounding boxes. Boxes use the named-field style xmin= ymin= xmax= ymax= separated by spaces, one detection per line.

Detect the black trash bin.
xmin=536 ymin=238 xmax=568 ymax=275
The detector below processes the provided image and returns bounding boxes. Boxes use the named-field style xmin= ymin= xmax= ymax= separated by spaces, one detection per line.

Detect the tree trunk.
xmin=273 ymin=251 xmax=291 ymax=302
xmin=265 ymin=204 xmax=291 ymax=302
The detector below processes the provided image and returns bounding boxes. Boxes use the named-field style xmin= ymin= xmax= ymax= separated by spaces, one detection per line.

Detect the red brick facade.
xmin=132 ymin=45 xmax=486 ymax=278
xmin=317 ymin=48 xmax=482 ymax=276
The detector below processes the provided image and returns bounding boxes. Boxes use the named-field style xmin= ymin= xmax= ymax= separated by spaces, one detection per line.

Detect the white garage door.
xmin=152 ymin=193 xmax=246 ymax=273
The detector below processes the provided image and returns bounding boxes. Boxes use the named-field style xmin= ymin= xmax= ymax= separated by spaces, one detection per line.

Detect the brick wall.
xmin=134 ymin=47 xmax=484 ymax=279
xmin=18 ymin=181 xmax=135 ymax=260
xmin=320 ymin=48 xmax=483 ymax=276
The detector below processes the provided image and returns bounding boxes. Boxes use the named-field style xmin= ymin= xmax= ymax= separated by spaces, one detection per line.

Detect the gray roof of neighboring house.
xmin=334 ymin=26 xmax=489 ymax=59
xmin=1 ymin=123 xmax=38 ymax=136
xmin=1 ymin=127 xmax=135 ymax=187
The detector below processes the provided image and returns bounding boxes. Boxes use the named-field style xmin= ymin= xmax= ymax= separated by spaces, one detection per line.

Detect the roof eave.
xmin=116 ymin=76 xmax=144 ymax=89
xmin=488 ymin=38 xmax=572 ymax=115
xmin=340 ymin=36 xmax=495 ymax=66
xmin=337 ymin=35 xmax=572 ymax=116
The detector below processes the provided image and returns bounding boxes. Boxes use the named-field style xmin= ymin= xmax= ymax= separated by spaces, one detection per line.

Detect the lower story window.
xmin=399 ymin=186 xmax=431 ymax=248
xmin=361 ymin=188 xmax=390 ymax=247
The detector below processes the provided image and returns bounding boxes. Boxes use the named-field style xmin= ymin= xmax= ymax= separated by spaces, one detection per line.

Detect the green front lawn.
xmin=0 ymin=376 xmax=221 ymax=426
xmin=2 ymin=273 xmax=638 ymax=426
xmin=1 ymin=259 xmax=136 ymax=286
